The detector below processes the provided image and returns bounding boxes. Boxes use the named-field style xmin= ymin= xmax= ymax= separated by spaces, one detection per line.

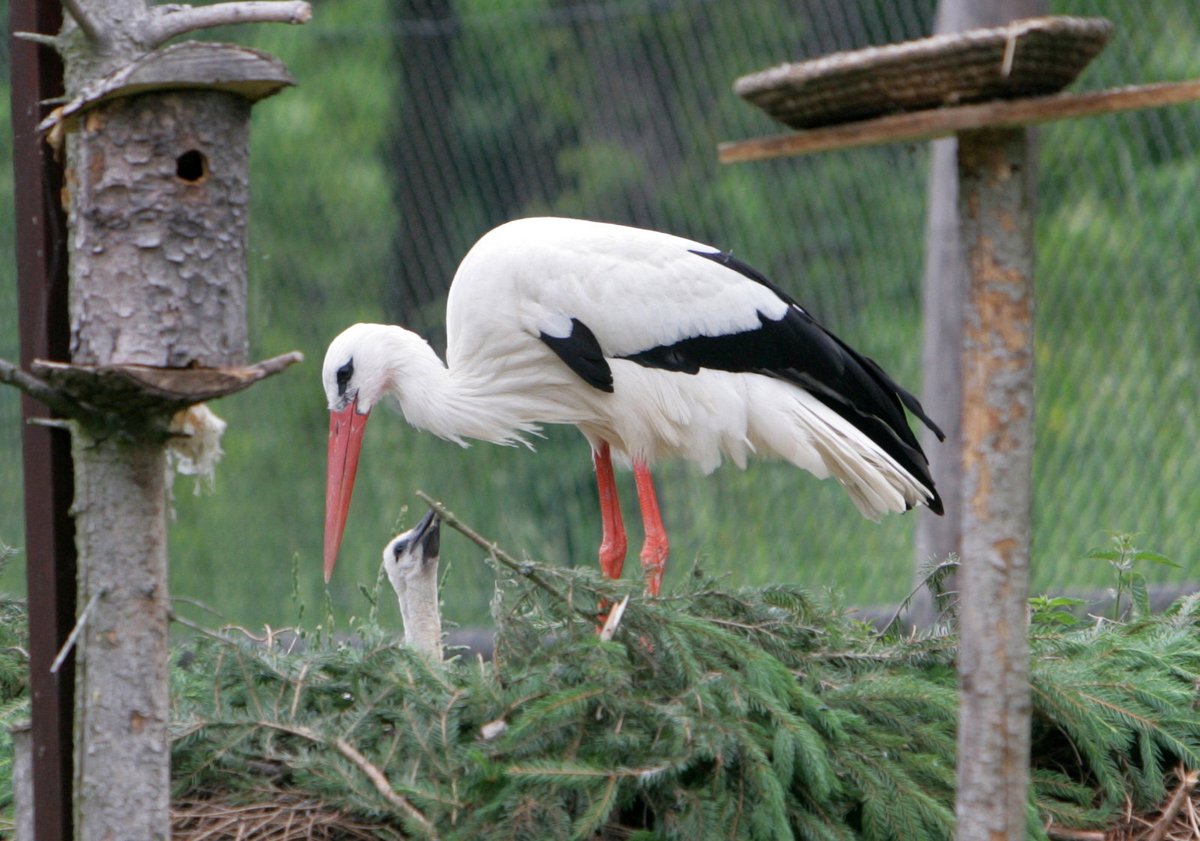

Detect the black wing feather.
xmin=626 ymin=249 xmax=944 ymax=514
xmin=539 ymin=317 xmax=614 ymax=393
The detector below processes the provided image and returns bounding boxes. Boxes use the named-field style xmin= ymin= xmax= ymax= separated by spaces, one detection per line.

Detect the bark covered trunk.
xmin=916 ymin=7 xmax=1041 ymax=837
xmin=70 ymin=433 xmax=171 ymax=839
xmin=913 ymin=0 xmax=1046 ymax=622
xmin=954 ymin=126 xmax=1036 ymax=841
xmin=63 ymin=85 xmax=253 ymax=841
xmin=6 ymin=4 xmax=305 ymax=839
xmin=67 ymin=91 xmax=250 ymax=367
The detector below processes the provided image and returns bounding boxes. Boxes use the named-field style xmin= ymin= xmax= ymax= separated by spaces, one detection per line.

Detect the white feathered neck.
xmin=323 ymin=323 xmax=544 ymax=448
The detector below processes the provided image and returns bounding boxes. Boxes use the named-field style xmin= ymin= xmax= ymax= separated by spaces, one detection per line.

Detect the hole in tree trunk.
xmin=176 ymin=150 xmax=208 ymax=183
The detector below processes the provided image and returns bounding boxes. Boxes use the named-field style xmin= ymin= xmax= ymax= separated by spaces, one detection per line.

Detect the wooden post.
xmin=56 ymin=64 xmax=292 ymax=839
xmin=9 ymin=1 xmax=77 ymax=837
xmin=718 ymin=25 xmax=1200 ymax=841
xmin=954 ymin=126 xmax=1035 ymax=841
xmin=2 ymin=4 xmax=308 ymax=837
xmin=12 ymin=721 xmax=34 ymax=841
xmin=914 ymin=0 xmax=1046 ymax=625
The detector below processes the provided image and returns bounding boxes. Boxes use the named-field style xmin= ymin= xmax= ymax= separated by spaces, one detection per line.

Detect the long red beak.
xmin=324 ymin=400 xmax=370 ymax=582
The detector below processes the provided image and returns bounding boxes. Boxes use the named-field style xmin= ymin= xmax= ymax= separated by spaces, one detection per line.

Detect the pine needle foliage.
xmin=169 ymin=550 xmax=1200 ymax=841
xmin=0 ymin=542 xmax=30 ymax=825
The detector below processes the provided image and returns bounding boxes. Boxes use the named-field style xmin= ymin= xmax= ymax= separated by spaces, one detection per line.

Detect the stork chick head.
xmin=383 ymin=509 xmax=441 ymax=592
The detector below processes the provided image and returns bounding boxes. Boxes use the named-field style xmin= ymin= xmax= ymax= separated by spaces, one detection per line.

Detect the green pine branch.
xmin=1 ymin=519 xmax=1192 ymax=839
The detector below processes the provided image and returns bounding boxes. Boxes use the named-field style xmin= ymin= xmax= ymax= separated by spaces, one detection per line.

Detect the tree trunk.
xmin=5 ymin=5 xmax=305 ymax=838
xmin=67 ymin=92 xmax=251 ymax=367
xmin=11 ymin=722 xmax=34 ymax=841
xmin=63 ymin=87 xmax=252 ymax=839
xmin=914 ymin=134 xmax=966 ymax=615
xmin=70 ymin=433 xmax=171 ymax=840
xmin=913 ymin=0 xmax=1045 ymax=623
xmin=915 ymin=10 xmax=1042 ymax=840
xmin=57 ymin=52 xmax=294 ymax=841
xmin=954 ymin=126 xmax=1036 ymax=841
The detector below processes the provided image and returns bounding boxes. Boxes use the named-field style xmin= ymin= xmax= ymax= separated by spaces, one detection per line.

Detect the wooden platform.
xmin=719 ymin=79 xmax=1200 ymax=163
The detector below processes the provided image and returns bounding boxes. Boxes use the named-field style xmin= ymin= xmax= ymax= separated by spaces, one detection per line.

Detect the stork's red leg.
xmin=633 ymin=461 xmax=669 ymax=596
xmin=593 ymin=442 xmax=627 ymax=580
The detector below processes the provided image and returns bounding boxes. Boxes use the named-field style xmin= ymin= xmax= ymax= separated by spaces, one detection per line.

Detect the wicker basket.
xmin=735 ymin=16 xmax=1113 ymax=130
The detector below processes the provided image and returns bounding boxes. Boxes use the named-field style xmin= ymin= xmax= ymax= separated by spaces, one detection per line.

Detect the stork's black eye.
xmin=336 ymin=360 xmax=354 ymax=396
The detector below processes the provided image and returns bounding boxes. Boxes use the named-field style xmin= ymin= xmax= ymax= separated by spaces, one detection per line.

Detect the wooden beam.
xmin=9 ymin=0 xmax=76 ymax=839
xmin=719 ymin=79 xmax=1200 ymax=163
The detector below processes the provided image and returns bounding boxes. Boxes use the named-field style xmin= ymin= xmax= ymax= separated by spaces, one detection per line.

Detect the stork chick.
xmin=383 ymin=509 xmax=442 ymax=661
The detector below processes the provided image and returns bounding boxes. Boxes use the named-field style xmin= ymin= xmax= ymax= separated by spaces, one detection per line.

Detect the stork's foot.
xmin=595 ymin=498 xmax=627 ymax=628
xmin=598 ymin=535 xmax=627 ymax=581
xmin=639 ymin=533 xmax=668 ymax=597
xmin=594 ymin=442 xmax=627 ymax=580
xmin=633 ymin=460 xmax=668 ymax=597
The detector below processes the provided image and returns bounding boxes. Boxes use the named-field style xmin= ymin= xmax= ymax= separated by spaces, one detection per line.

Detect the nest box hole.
xmin=176 ymin=150 xmax=207 ymax=183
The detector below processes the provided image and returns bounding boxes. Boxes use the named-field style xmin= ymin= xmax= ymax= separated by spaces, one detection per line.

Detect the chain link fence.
xmin=1 ymin=0 xmax=1196 ymax=626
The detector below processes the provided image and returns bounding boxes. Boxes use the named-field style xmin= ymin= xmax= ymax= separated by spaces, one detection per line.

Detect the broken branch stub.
xmin=47 ymin=1 xmax=311 ymax=86
xmin=24 ymin=352 xmax=302 ymax=430
xmin=41 ymin=41 xmax=295 ymax=135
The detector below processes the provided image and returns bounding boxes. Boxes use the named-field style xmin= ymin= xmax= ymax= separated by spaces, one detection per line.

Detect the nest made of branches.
xmin=172 ymin=793 xmax=389 ymax=841
xmin=164 ymin=505 xmax=1199 ymax=841
xmin=170 ymin=777 xmax=1200 ymax=841
xmin=1105 ymin=768 xmax=1200 ymax=841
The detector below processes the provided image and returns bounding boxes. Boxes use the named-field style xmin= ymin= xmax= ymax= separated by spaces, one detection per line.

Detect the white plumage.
xmin=323 ymin=217 xmax=943 ymax=593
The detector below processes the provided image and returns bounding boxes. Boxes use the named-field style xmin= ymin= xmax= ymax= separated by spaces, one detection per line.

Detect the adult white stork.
xmin=323 ymin=217 xmax=943 ymax=594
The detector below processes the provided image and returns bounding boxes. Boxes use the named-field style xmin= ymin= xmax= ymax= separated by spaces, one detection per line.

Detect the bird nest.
xmin=734 ymin=16 xmax=1113 ymax=129
xmin=172 ymin=794 xmax=392 ymax=840
xmin=161 ymin=508 xmax=1199 ymax=840
xmin=169 ymin=772 xmax=1200 ymax=840
xmin=1101 ymin=769 xmax=1200 ymax=841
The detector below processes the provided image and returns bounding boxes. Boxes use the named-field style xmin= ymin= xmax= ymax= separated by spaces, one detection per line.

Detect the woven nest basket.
xmin=735 ymin=16 xmax=1113 ymax=130
xmin=172 ymin=796 xmax=392 ymax=840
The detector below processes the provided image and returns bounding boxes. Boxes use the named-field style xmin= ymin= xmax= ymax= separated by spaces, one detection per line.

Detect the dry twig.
xmin=417 ymin=491 xmax=592 ymax=614
xmin=249 ymin=720 xmax=439 ymax=838
xmin=172 ymin=795 xmax=387 ymax=841
xmin=1145 ymin=768 xmax=1200 ymax=841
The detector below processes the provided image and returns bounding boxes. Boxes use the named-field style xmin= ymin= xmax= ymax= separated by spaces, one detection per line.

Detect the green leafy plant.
xmin=1085 ymin=532 xmax=1180 ymax=620
xmin=0 ymin=542 xmax=29 ymax=829
xmin=1029 ymin=595 xmax=1087 ymax=628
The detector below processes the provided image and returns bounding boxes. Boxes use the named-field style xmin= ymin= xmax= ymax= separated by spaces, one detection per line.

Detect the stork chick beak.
xmin=324 ymin=398 xmax=370 ymax=582
xmin=411 ymin=508 xmax=441 ymax=564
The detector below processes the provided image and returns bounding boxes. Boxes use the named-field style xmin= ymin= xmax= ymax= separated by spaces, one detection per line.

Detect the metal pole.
xmin=9 ymin=2 xmax=76 ymax=840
